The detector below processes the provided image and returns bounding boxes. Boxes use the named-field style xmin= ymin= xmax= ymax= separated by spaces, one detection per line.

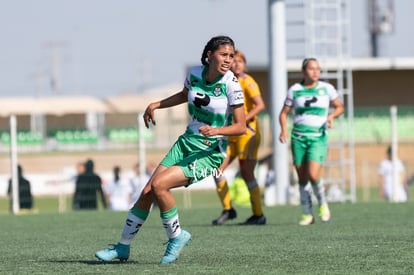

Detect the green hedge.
xmin=106 ymin=128 xmax=154 ymax=142
xmin=54 ymin=130 xmax=98 ymax=144
xmin=1 ymin=132 xmax=43 ymax=145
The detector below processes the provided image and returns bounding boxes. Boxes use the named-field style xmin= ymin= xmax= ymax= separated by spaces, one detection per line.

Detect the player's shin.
xmin=161 ymin=206 xmax=181 ymax=239
xmin=247 ymin=180 xmax=263 ymax=216
xmin=215 ymin=175 xmax=232 ymax=210
xmin=311 ymin=179 xmax=327 ymax=205
xmin=299 ymin=182 xmax=313 ymax=214
xmin=119 ymin=207 xmax=149 ymax=245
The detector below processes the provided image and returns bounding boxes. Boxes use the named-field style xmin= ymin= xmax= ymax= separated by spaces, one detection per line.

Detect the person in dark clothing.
xmin=8 ymin=165 xmax=33 ymax=211
xmin=73 ymin=159 xmax=107 ymax=210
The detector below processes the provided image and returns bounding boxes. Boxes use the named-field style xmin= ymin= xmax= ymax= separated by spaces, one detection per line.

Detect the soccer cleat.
xmin=212 ymin=208 xmax=237 ymax=225
xmin=240 ymin=215 xmax=266 ymax=225
xmin=95 ymin=243 xmax=130 ymax=262
xmin=299 ymin=214 xmax=315 ymax=226
xmin=319 ymin=203 xmax=331 ymax=222
xmin=160 ymin=229 xmax=192 ymax=264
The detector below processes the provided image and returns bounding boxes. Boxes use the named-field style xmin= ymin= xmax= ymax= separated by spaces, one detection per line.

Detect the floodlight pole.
xmin=267 ymin=0 xmax=289 ymax=205
xmin=10 ymin=115 xmax=19 ymax=214
xmin=390 ymin=105 xmax=399 ymax=203
xmin=138 ymin=113 xmax=147 ymax=185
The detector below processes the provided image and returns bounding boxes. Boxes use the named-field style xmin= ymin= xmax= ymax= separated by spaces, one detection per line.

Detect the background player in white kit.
xmin=378 ymin=146 xmax=408 ymax=202
xmin=279 ymin=58 xmax=344 ymax=225
xmin=104 ymin=166 xmax=133 ymax=211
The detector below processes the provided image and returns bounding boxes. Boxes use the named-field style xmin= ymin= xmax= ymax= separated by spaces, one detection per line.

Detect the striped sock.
xmin=160 ymin=206 xmax=181 ymax=239
xmin=299 ymin=182 xmax=312 ymax=215
xmin=311 ymin=179 xmax=327 ymax=205
xmin=119 ymin=207 xmax=149 ymax=245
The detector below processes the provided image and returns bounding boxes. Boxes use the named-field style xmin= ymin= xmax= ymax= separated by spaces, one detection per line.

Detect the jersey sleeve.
xmin=284 ymin=86 xmax=294 ymax=107
xmin=227 ymin=76 xmax=244 ymax=107
xmin=327 ymin=83 xmax=339 ymax=101
xmin=184 ymin=71 xmax=192 ymax=90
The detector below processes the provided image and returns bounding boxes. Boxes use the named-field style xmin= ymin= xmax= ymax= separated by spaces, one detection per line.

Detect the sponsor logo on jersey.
xmin=202 ymin=140 xmax=212 ymax=147
xmin=193 ymin=92 xmax=211 ymax=108
xmin=234 ymin=90 xmax=244 ymax=101
xmin=304 ymin=96 xmax=317 ymax=107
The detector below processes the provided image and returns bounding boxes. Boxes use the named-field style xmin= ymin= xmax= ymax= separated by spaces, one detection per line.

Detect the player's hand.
xmin=143 ymin=103 xmax=157 ymax=128
xmin=279 ymin=131 xmax=288 ymax=144
xmin=199 ymin=125 xmax=219 ymax=137
xmin=327 ymin=115 xmax=334 ymax=128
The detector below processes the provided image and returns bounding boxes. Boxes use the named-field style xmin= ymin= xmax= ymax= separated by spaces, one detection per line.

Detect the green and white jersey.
xmin=183 ymin=65 xmax=244 ymax=152
xmin=284 ymin=81 xmax=339 ymax=136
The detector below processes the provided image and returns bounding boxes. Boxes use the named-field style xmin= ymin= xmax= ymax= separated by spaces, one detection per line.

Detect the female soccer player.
xmin=211 ymin=50 xmax=266 ymax=225
xmin=95 ymin=36 xmax=246 ymax=264
xmin=279 ymin=58 xmax=344 ymax=225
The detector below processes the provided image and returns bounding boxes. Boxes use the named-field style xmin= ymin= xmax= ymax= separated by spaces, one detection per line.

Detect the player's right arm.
xmin=279 ymin=86 xmax=294 ymax=143
xmin=279 ymin=104 xmax=291 ymax=143
xmin=143 ymin=87 xmax=188 ymax=128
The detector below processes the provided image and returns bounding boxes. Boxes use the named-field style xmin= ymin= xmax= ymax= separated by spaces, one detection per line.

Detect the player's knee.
xmin=138 ymin=185 xmax=153 ymax=201
xmin=150 ymin=176 xmax=165 ymax=195
xmin=309 ymin=175 xmax=320 ymax=184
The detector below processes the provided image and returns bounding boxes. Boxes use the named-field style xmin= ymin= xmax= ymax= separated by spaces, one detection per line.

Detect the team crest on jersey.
xmin=318 ymin=88 xmax=326 ymax=96
xmin=213 ymin=84 xmax=222 ymax=96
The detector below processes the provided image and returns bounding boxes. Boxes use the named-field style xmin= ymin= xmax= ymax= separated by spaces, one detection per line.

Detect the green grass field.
xmin=1 ymin=190 xmax=413 ymax=274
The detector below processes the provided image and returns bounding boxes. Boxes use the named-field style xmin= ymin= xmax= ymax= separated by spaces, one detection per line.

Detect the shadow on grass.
xmin=47 ymin=259 xmax=140 ymax=265
xmin=188 ymin=222 xmax=292 ymax=227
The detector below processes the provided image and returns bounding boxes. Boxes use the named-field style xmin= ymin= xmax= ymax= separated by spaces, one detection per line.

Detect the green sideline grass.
xmin=1 ymin=197 xmax=413 ymax=274
xmin=2 ymin=186 xmax=410 ymax=214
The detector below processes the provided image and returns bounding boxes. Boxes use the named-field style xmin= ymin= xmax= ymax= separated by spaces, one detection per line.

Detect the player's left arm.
xmin=327 ymin=98 xmax=344 ymax=128
xmin=199 ymin=104 xmax=246 ymax=137
xmin=199 ymin=79 xmax=246 ymax=137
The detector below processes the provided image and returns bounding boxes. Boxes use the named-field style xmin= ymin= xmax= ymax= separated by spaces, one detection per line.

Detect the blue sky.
xmin=1 ymin=0 xmax=413 ymax=98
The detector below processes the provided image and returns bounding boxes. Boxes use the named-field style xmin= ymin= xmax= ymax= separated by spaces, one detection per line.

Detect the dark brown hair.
xmin=301 ymin=57 xmax=318 ymax=70
xmin=201 ymin=36 xmax=235 ymax=66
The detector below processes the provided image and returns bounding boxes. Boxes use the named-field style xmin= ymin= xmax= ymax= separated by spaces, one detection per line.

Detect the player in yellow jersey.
xmin=212 ymin=50 xmax=266 ymax=225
